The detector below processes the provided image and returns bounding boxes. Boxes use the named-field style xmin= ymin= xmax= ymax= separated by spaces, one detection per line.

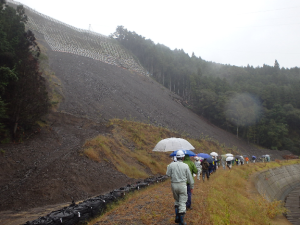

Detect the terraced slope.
xmin=8 ymin=0 xmax=148 ymax=76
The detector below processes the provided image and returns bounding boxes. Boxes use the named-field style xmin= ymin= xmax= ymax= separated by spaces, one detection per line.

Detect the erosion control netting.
xmin=24 ymin=175 xmax=168 ymax=225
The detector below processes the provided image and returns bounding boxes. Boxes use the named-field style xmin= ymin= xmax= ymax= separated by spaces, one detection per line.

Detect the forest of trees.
xmin=0 ymin=0 xmax=48 ymax=141
xmin=111 ymin=26 xmax=300 ymax=154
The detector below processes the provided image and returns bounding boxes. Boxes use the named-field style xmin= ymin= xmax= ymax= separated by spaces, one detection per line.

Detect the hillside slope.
xmin=0 ymin=0 xmax=292 ymax=217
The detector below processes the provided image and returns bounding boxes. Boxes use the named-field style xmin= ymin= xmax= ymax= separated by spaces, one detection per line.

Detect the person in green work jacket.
xmin=166 ymin=150 xmax=194 ymax=225
xmin=183 ymin=154 xmax=198 ymax=210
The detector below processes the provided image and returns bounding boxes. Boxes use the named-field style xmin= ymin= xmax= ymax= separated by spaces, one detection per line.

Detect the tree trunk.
xmin=13 ymin=115 xmax=19 ymax=138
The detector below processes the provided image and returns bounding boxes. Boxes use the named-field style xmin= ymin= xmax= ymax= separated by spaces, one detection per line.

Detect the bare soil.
xmin=0 ymin=31 xmax=293 ymax=224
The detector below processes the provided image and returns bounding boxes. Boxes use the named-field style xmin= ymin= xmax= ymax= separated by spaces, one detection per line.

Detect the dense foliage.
xmin=0 ymin=1 xmax=48 ymax=141
xmin=111 ymin=26 xmax=300 ymax=154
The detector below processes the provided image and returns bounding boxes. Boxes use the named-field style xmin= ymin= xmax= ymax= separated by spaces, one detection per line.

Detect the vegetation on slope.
xmin=111 ymin=26 xmax=300 ymax=154
xmin=90 ymin=159 xmax=299 ymax=225
xmin=82 ymin=119 xmax=234 ymax=178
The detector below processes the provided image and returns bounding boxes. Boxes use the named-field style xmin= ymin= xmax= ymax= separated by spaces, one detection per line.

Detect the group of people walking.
xmin=194 ymin=157 xmax=215 ymax=182
xmin=166 ymin=151 xmax=269 ymax=224
xmin=166 ymin=149 xmax=272 ymax=224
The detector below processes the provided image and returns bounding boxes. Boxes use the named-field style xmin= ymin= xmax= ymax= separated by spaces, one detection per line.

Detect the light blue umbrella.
xmin=170 ymin=150 xmax=196 ymax=157
xmin=197 ymin=153 xmax=213 ymax=163
xmin=197 ymin=153 xmax=210 ymax=158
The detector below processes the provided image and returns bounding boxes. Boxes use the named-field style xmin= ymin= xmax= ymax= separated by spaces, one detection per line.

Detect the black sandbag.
xmin=82 ymin=198 xmax=106 ymax=215
xmin=77 ymin=212 xmax=91 ymax=223
xmin=127 ymin=183 xmax=138 ymax=192
xmin=62 ymin=217 xmax=79 ymax=225
xmin=47 ymin=209 xmax=75 ymax=225
xmin=110 ymin=188 xmax=127 ymax=198
xmin=156 ymin=175 xmax=168 ymax=182
xmin=119 ymin=186 xmax=131 ymax=193
xmin=24 ymin=216 xmax=54 ymax=225
xmin=83 ymin=198 xmax=105 ymax=209
xmin=70 ymin=203 xmax=92 ymax=216
xmin=136 ymin=182 xmax=149 ymax=189
xmin=100 ymin=192 xmax=117 ymax=204
xmin=144 ymin=177 xmax=156 ymax=184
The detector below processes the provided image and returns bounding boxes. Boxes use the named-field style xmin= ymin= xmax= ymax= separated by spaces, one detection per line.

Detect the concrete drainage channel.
xmin=24 ymin=175 xmax=168 ymax=225
xmin=253 ymin=164 xmax=300 ymax=224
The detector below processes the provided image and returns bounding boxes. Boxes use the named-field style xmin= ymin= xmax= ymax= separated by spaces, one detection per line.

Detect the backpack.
xmin=202 ymin=161 xmax=209 ymax=170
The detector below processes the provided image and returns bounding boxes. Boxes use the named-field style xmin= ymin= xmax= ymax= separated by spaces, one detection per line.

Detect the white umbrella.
xmin=226 ymin=153 xmax=233 ymax=157
xmin=210 ymin=152 xmax=218 ymax=157
xmin=152 ymin=137 xmax=195 ymax=152
xmin=226 ymin=156 xmax=234 ymax=161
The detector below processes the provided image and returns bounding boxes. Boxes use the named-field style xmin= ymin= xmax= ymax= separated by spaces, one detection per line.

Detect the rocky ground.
xmin=0 ymin=31 xmax=293 ymax=224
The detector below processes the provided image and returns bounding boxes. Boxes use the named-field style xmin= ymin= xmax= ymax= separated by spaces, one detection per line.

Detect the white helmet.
xmin=176 ymin=150 xmax=185 ymax=159
xmin=195 ymin=157 xmax=199 ymax=161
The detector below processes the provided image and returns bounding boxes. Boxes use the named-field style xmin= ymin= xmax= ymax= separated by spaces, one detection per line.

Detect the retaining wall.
xmin=254 ymin=163 xmax=300 ymax=202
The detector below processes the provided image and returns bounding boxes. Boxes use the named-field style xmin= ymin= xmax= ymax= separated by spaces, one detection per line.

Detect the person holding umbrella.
xmin=245 ymin=156 xmax=249 ymax=164
xmin=194 ymin=157 xmax=202 ymax=180
xmin=227 ymin=160 xmax=232 ymax=169
xmin=226 ymin=156 xmax=234 ymax=169
xmin=213 ymin=157 xmax=220 ymax=172
xmin=221 ymin=155 xmax=226 ymax=169
xmin=183 ymin=154 xmax=198 ymax=210
xmin=166 ymin=150 xmax=194 ymax=225
xmin=208 ymin=160 xmax=214 ymax=175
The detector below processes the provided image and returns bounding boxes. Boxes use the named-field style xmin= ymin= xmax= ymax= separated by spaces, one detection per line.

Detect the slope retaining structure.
xmin=254 ymin=163 xmax=300 ymax=225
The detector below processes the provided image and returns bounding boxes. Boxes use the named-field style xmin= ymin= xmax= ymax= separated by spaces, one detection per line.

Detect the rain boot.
xmin=175 ymin=205 xmax=179 ymax=223
xmin=178 ymin=213 xmax=187 ymax=225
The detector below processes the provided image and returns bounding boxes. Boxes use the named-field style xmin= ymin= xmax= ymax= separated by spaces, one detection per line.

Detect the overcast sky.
xmin=14 ymin=0 xmax=300 ymax=68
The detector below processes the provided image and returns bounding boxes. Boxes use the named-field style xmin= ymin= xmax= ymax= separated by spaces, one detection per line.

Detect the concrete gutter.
xmin=253 ymin=163 xmax=300 ymax=202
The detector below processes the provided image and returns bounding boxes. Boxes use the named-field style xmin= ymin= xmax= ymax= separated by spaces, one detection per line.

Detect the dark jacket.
xmin=201 ymin=159 xmax=209 ymax=170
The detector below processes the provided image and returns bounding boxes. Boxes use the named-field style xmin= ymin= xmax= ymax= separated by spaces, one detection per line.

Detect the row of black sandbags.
xmin=24 ymin=175 xmax=168 ymax=225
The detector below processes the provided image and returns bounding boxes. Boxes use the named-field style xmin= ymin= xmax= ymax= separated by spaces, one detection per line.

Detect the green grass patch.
xmin=82 ymin=119 xmax=230 ymax=178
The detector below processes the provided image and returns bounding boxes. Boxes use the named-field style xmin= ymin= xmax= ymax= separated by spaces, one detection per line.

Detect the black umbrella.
xmin=206 ymin=156 xmax=213 ymax=163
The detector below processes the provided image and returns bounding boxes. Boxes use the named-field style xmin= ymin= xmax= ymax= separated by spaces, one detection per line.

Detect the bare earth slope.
xmin=44 ymin=33 xmax=290 ymax=158
xmin=45 ymin=38 xmax=251 ymax=153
